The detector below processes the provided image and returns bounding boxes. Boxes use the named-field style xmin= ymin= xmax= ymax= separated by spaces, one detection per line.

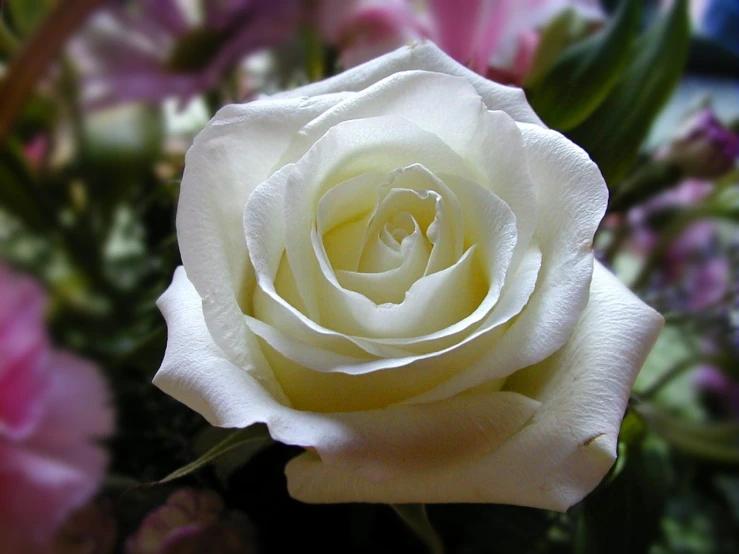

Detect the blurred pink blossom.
xmin=316 ymin=0 xmax=603 ymax=81
xmin=23 ymin=135 xmax=50 ymax=169
xmin=659 ymin=108 xmax=739 ymax=179
xmin=72 ymin=0 xmax=303 ymax=108
xmin=628 ymin=179 xmax=714 ymax=252
xmin=694 ymin=365 xmax=739 ymax=419
xmin=126 ymin=489 xmax=256 ymax=554
xmin=627 ymin=180 xmax=732 ymax=312
xmin=0 ymin=265 xmax=114 ymax=553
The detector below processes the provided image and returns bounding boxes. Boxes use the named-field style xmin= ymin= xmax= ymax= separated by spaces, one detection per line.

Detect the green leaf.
xmin=192 ymin=425 xmax=274 ymax=484
xmin=567 ymin=0 xmax=691 ymax=184
xmin=527 ymin=0 xmax=641 ymax=131
xmin=524 ymin=8 xmax=592 ymax=89
xmin=8 ymin=0 xmax=54 ymax=35
xmin=156 ymin=424 xmax=272 ymax=484
xmin=0 ymin=141 xmax=49 ymax=232
xmin=0 ymin=17 xmax=20 ymax=56
xmin=576 ymin=440 xmax=671 ymax=554
xmin=82 ymin=103 xmax=164 ymax=170
xmin=391 ymin=504 xmax=444 ymax=554
xmin=636 ymin=404 xmax=739 ymax=464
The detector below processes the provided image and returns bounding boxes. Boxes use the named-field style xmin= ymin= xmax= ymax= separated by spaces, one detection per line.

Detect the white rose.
xmin=155 ymin=42 xmax=663 ymax=509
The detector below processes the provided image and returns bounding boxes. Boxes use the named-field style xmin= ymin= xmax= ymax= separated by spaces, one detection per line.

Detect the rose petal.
xmin=409 ymin=123 xmax=608 ymax=402
xmin=464 ymin=109 xmax=537 ymax=270
xmin=335 ymin=219 xmax=431 ymax=304
xmin=282 ymin=115 xmax=478 ymax=323
xmin=154 ymin=271 xmax=539 ymax=481
xmin=317 ymin=172 xmax=387 ymax=272
xmin=248 ymin=154 xmax=522 ymax=367
xmin=278 ymin=70 xmax=491 ymax=168
xmin=177 ymin=93 xmax=350 ymax=367
xmin=283 ymin=262 xmax=663 ymax=507
xmin=272 ymin=41 xmax=544 ymax=126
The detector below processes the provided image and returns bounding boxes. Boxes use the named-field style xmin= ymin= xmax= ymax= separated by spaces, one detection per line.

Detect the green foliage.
xmin=575 ymin=435 xmax=672 ymax=554
xmin=82 ymin=104 xmax=164 ymax=172
xmin=637 ymin=404 xmax=739 ymax=464
xmin=156 ymin=424 xmax=272 ymax=484
xmin=524 ymin=8 xmax=592 ymax=88
xmin=566 ymin=0 xmax=691 ymax=184
xmin=527 ymin=0 xmax=641 ymax=131
xmin=166 ymin=27 xmax=230 ymax=73
xmin=0 ymin=141 xmax=50 ymax=232
xmin=6 ymin=0 xmax=54 ymax=35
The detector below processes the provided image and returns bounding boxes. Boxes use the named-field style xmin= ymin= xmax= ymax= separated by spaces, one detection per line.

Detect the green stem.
xmin=609 ymin=160 xmax=683 ymax=213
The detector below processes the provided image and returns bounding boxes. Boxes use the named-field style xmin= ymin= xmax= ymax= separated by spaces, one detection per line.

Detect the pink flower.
xmin=316 ymin=0 xmax=603 ymax=80
xmin=659 ymin=108 xmax=739 ymax=179
xmin=627 ymin=179 xmax=714 ymax=252
xmin=694 ymin=365 xmax=739 ymax=419
xmin=317 ymin=1 xmax=429 ymax=69
xmin=626 ymin=180 xmax=733 ymax=312
xmin=126 ymin=489 xmax=255 ymax=554
xmin=72 ymin=0 xmax=303 ymax=108
xmin=0 ymin=265 xmax=114 ymax=554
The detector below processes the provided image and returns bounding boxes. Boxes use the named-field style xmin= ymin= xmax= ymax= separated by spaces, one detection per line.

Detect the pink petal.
xmin=0 ymin=267 xmax=49 ymax=438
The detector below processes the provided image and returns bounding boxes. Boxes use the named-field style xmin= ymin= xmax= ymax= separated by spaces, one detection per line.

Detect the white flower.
xmin=155 ymin=42 xmax=663 ymax=508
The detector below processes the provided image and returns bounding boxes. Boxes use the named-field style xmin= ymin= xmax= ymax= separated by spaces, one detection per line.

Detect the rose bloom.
xmin=0 ymin=265 xmax=113 ymax=552
xmin=155 ymin=42 xmax=663 ymax=507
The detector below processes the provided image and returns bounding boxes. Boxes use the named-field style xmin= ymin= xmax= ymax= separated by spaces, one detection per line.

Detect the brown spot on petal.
xmin=581 ymin=433 xmax=606 ymax=447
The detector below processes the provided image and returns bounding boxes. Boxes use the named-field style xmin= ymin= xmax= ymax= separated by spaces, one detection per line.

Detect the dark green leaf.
xmin=576 ymin=440 xmax=671 ymax=554
xmin=524 ymin=8 xmax=593 ymax=89
xmin=8 ymin=0 xmax=54 ymax=35
xmin=637 ymin=404 xmax=739 ymax=464
xmin=527 ymin=0 xmax=641 ymax=131
xmin=0 ymin=17 xmax=20 ymax=56
xmin=82 ymin=104 xmax=164 ymax=170
xmin=0 ymin=141 xmax=49 ymax=232
xmin=391 ymin=504 xmax=444 ymax=554
xmin=567 ymin=0 xmax=691 ymax=184
xmin=429 ymin=504 xmax=554 ymax=554
xmin=156 ymin=424 xmax=272 ymax=484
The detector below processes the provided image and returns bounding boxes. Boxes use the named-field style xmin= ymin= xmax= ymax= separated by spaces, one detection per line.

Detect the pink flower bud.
xmin=126 ymin=489 xmax=256 ymax=554
xmin=661 ymin=108 xmax=739 ymax=179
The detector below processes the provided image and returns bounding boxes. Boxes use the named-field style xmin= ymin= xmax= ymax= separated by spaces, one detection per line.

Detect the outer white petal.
xmin=278 ymin=70 xmax=491 ymax=167
xmin=154 ymin=266 xmax=288 ymax=422
xmin=410 ymin=123 xmax=608 ymax=402
xmin=272 ymin=41 xmax=544 ymax=126
xmin=177 ymin=94 xmax=348 ymax=366
xmin=285 ymin=262 xmax=663 ymax=507
xmin=154 ymin=267 xmax=540 ymax=485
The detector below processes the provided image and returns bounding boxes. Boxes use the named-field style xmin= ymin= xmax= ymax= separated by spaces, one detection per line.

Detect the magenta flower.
xmin=72 ymin=0 xmax=303 ymax=108
xmin=316 ymin=0 xmax=603 ymax=80
xmin=0 ymin=264 xmax=114 ymax=554
xmin=694 ymin=365 xmax=739 ymax=420
xmin=659 ymin=108 xmax=739 ymax=179
xmin=627 ymin=180 xmax=732 ymax=312
xmin=126 ymin=489 xmax=255 ymax=554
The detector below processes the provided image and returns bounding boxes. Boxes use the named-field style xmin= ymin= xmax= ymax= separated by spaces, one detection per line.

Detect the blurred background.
xmin=0 ymin=0 xmax=737 ymax=553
